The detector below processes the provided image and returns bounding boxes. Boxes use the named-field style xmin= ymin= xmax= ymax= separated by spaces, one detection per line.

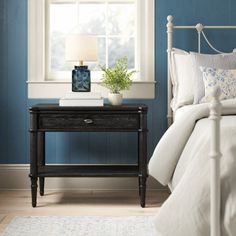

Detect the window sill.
xmin=27 ymin=80 xmax=156 ymax=99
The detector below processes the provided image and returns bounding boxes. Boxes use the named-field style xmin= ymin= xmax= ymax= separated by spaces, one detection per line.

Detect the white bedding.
xmin=148 ymin=99 xmax=236 ymax=236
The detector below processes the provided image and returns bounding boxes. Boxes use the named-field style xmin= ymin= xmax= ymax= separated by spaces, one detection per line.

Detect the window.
xmin=28 ymin=0 xmax=155 ymax=99
xmin=47 ymin=0 xmax=136 ymax=80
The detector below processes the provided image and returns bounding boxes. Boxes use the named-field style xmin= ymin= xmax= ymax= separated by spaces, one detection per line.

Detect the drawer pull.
xmin=84 ymin=119 xmax=93 ymax=124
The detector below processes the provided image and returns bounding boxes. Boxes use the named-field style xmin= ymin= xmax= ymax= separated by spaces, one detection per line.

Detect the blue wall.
xmin=1 ymin=0 xmax=236 ymax=164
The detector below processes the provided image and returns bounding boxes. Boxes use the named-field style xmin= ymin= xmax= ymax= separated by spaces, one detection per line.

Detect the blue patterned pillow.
xmin=200 ymin=67 xmax=236 ymax=102
xmin=190 ymin=52 xmax=236 ymax=104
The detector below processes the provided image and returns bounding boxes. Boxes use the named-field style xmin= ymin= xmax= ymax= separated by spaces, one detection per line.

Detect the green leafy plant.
xmin=99 ymin=57 xmax=136 ymax=94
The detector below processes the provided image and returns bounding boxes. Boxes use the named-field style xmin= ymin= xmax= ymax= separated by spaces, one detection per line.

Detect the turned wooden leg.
xmin=138 ymin=177 xmax=141 ymax=197
xmin=139 ymin=175 xmax=147 ymax=208
xmin=138 ymin=115 xmax=148 ymax=208
xmin=39 ymin=177 xmax=45 ymax=196
xmin=38 ymin=132 xmax=45 ymax=196
xmin=30 ymin=114 xmax=38 ymax=208
xmin=30 ymin=175 xmax=38 ymax=207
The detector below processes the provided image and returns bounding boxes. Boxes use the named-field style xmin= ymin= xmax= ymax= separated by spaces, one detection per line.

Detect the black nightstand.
xmin=29 ymin=104 xmax=148 ymax=207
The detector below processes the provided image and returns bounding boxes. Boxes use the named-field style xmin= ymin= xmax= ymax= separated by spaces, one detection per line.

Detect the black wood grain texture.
xmin=38 ymin=114 xmax=139 ymax=131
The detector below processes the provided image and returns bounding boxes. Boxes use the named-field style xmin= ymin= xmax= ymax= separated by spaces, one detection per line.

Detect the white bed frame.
xmin=166 ymin=15 xmax=236 ymax=236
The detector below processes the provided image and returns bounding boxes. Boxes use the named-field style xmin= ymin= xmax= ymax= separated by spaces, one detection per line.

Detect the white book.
xmin=59 ymin=98 xmax=104 ymax=107
xmin=64 ymin=92 xmax=102 ymax=100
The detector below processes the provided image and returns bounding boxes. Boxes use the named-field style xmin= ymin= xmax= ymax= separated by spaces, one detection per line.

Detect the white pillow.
xmin=170 ymin=48 xmax=194 ymax=111
xmin=190 ymin=52 xmax=236 ymax=104
xmin=200 ymin=67 xmax=236 ymax=102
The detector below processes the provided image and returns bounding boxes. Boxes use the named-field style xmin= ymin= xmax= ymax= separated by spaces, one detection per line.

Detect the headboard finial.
xmin=211 ymin=87 xmax=221 ymax=101
xmin=167 ymin=15 xmax=173 ymax=33
xmin=209 ymin=86 xmax=221 ymax=120
xmin=167 ymin=15 xmax=173 ymax=22
xmin=196 ymin=23 xmax=204 ymax=32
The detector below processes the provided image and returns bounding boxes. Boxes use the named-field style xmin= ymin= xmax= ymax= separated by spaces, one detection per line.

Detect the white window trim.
xmin=28 ymin=0 xmax=155 ymax=99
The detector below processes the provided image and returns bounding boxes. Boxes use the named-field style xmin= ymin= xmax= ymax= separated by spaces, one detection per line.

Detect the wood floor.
xmin=0 ymin=190 xmax=169 ymax=233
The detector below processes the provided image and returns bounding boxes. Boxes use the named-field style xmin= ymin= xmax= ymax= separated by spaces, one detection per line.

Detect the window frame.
xmin=28 ymin=0 xmax=155 ymax=99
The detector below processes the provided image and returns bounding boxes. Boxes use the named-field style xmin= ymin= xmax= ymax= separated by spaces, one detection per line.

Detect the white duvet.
xmin=148 ymin=99 xmax=236 ymax=236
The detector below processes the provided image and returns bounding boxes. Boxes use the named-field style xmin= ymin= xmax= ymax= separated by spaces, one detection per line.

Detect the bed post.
xmin=209 ymin=87 xmax=222 ymax=236
xmin=167 ymin=15 xmax=173 ymax=127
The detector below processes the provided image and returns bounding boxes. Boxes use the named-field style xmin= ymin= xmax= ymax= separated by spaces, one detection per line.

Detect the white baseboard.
xmin=0 ymin=164 xmax=164 ymax=191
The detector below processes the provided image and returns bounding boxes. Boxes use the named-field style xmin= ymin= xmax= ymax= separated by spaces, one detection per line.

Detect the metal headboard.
xmin=166 ymin=15 xmax=236 ymax=127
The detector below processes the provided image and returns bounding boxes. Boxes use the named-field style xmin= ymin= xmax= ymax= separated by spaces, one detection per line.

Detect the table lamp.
xmin=65 ymin=35 xmax=98 ymax=92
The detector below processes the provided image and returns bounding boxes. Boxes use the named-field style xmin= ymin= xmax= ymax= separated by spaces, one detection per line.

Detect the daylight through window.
xmin=47 ymin=0 xmax=137 ymax=80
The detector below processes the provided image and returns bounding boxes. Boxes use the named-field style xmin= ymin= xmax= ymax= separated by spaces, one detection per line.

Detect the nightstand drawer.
xmin=38 ymin=113 xmax=139 ymax=130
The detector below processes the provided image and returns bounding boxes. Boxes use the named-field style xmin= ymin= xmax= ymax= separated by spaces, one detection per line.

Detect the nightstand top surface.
xmin=29 ymin=104 xmax=148 ymax=112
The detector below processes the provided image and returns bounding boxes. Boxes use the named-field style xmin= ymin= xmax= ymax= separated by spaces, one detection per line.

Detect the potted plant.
xmin=99 ymin=57 xmax=136 ymax=105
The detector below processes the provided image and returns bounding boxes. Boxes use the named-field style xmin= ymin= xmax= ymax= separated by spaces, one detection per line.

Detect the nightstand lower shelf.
xmin=37 ymin=165 xmax=139 ymax=177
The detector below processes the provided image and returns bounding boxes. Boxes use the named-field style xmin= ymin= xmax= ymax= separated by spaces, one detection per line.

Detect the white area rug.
xmin=1 ymin=216 xmax=157 ymax=236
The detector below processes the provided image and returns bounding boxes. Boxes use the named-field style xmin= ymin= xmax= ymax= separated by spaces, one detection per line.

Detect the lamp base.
xmin=72 ymin=65 xmax=91 ymax=92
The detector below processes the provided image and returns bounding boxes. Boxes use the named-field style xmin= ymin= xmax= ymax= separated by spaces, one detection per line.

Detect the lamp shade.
xmin=65 ymin=35 xmax=98 ymax=62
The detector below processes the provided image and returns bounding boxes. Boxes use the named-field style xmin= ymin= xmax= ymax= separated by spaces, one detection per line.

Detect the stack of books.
xmin=59 ymin=92 xmax=104 ymax=106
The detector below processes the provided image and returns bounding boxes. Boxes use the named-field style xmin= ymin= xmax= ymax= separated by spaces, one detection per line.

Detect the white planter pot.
xmin=108 ymin=93 xmax=123 ymax=106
